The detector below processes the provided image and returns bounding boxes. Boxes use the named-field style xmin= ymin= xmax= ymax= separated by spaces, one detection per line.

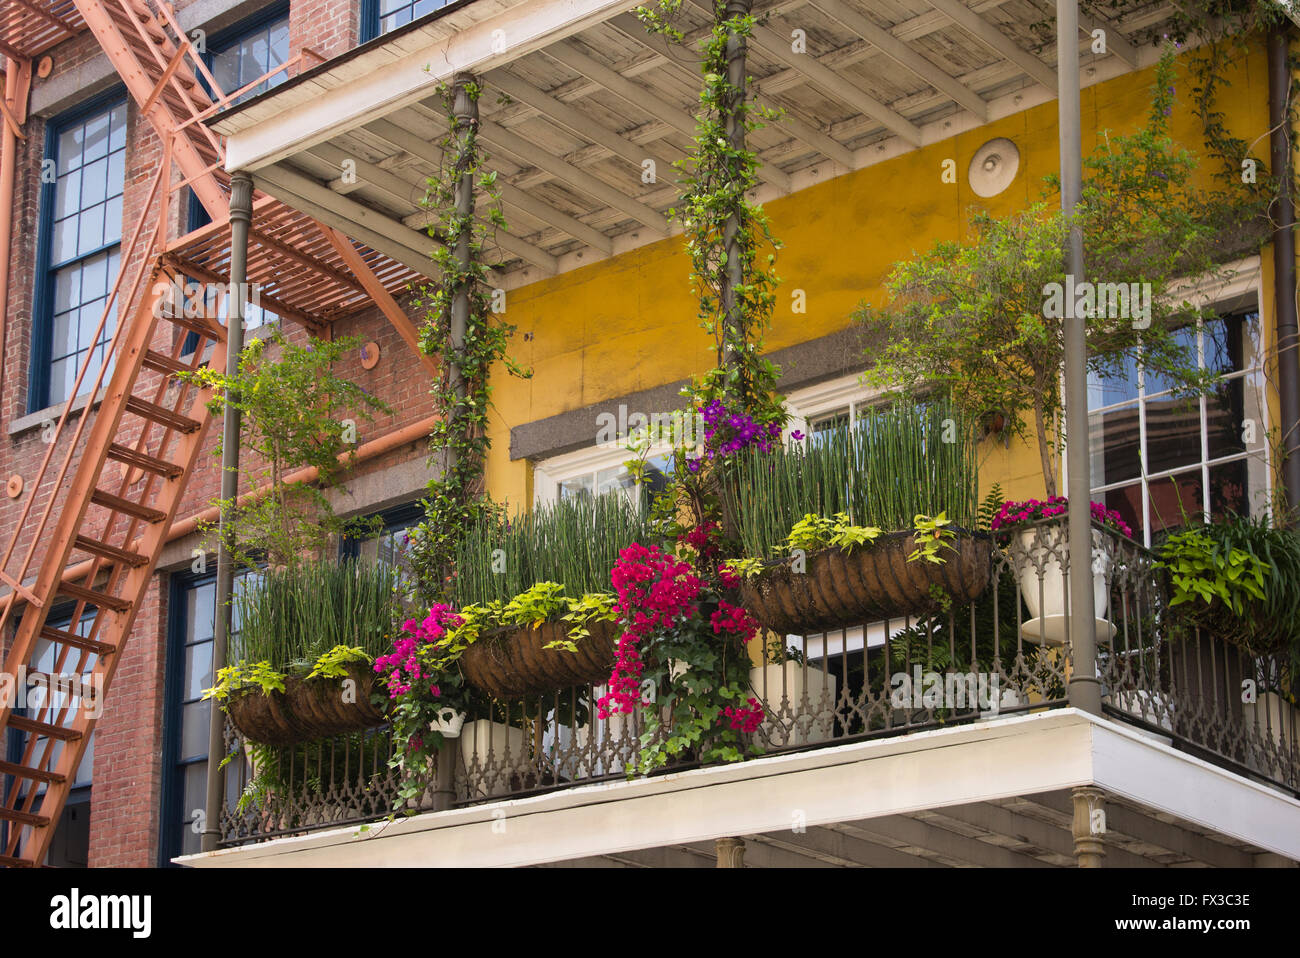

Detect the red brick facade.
xmin=1 ymin=0 xmax=436 ymax=866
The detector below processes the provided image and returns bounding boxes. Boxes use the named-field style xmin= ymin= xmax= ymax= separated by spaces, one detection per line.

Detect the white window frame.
xmin=1085 ymin=256 xmax=1272 ymax=546
xmin=783 ymin=373 xmax=886 ymax=440
xmin=532 ymin=441 xmax=674 ymax=507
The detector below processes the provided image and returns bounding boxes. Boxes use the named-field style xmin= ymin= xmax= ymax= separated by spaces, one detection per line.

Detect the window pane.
xmin=54 ymin=169 xmax=81 ymax=219
xmin=1147 ymin=469 xmax=1203 ymax=535
xmin=1097 ymin=484 xmax=1142 ymax=542
xmin=183 ymin=641 xmax=213 ymax=701
xmin=1088 ymin=353 xmax=1139 ymax=408
xmin=1143 ymin=324 xmax=1200 ymax=397
xmin=181 ymin=764 xmax=208 ymax=838
xmin=77 ymin=203 xmax=104 ymax=255
xmin=81 ymin=111 xmax=109 ymax=162
xmin=1208 ymin=459 xmax=1250 ymax=520
xmin=188 ymin=583 xmax=215 ymax=642
xmin=1089 ymin=402 xmax=1141 ymax=486
xmin=57 ymin=125 xmax=82 ymax=173
xmin=51 ymin=217 xmax=77 ymax=263
xmin=559 ymin=474 xmax=594 ymax=500
xmin=108 ymin=105 xmax=127 ymax=152
xmin=180 ymin=701 xmax=210 ymax=759
xmin=1142 ymin=394 xmax=1202 ymax=475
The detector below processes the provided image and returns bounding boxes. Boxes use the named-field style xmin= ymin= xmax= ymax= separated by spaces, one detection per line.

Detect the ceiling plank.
xmin=535 ymin=43 xmax=797 ymax=191
xmin=491 ymin=69 xmax=683 ymax=178
xmin=479 ymin=117 xmax=671 ymax=234
xmin=1076 ymin=9 xmax=1139 ymax=68
xmin=363 ymin=118 xmax=614 ymax=255
xmin=924 ymin=0 xmax=1057 ymax=89
xmin=304 ymin=142 xmax=557 ymax=273
xmin=809 ymin=0 xmax=989 ymax=121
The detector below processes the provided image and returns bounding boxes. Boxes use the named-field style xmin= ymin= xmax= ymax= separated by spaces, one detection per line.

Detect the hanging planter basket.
xmin=460 ymin=620 xmax=619 ymax=700
xmin=227 ymin=662 xmax=388 ymax=747
xmin=739 ymin=530 xmax=993 ymax=635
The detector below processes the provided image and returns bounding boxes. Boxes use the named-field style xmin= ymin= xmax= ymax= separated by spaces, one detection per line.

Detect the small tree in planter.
xmin=181 ymin=327 xmax=391 ymax=569
xmin=853 ymin=51 xmax=1228 ymax=497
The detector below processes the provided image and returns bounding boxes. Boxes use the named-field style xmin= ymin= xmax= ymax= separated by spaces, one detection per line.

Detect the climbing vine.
xmin=408 ymin=79 xmax=530 ymax=604
xmin=638 ymin=0 xmax=785 ymax=427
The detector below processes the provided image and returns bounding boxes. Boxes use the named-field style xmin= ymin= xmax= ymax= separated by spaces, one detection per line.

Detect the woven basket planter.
xmin=739 ymin=531 xmax=992 ymax=635
xmin=460 ymin=619 xmax=619 ymax=700
xmin=227 ymin=662 xmax=388 ymax=747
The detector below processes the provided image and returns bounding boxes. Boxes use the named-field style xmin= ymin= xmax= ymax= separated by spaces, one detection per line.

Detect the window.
xmin=2 ymin=609 xmax=96 ymax=866
xmin=32 ymin=95 xmax=127 ymax=411
xmin=364 ymin=0 xmax=455 ymax=39
xmin=1088 ymin=306 xmax=1269 ymax=547
xmin=785 ymin=373 xmax=886 ymax=443
xmin=533 ymin=444 xmax=672 ymax=509
xmin=206 ymin=7 xmax=289 ymax=106
xmin=342 ymin=502 xmax=423 ymax=585
xmin=159 ymin=573 xmax=251 ymax=864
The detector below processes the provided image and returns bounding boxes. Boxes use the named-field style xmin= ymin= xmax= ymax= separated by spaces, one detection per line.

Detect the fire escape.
xmin=0 ymin=0 xmax=426 ymax=865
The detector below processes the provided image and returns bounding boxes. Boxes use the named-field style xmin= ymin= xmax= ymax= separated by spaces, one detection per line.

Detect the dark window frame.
xmin=30 ymin=87 xmax=128 ymax=414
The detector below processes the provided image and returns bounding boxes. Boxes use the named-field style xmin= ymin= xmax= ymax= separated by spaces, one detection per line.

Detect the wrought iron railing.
xmin=217 ymin=522 xmax=1299 ymax=847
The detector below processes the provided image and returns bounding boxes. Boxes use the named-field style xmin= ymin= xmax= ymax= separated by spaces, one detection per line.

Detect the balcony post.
xmin=1056 ymin=0 xmax=1101 ymax=714
xmin=1070 ymin=786 xmax=1106 ymax=867
xmin=202 ymin=170 xmax=254 ymax=853
xmin=1268 ymin=24 xmax=1300 ymax=517
xmin=715 ymin=836 xmax=746 ymax=867
xmin=720 ymin=0 xmax=751 ymax=395
xmin=448 ymin=71 xmax=478 ymax=426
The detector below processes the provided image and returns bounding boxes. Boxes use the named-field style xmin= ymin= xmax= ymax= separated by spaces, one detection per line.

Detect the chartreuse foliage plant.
xmin=181 ymin=328 xmax=391 ymax=570
xmin=1155 ymin=513 xmax=1300 ymax=668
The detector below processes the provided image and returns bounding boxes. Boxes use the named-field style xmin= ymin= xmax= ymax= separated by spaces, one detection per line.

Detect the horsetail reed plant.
xmin=727 ymin=398 xmax=979 ymax=559
xmin=233 ymin=558 xmax=403 ymax=672
xmin=449 ymin=494 xmax=650 ymax=608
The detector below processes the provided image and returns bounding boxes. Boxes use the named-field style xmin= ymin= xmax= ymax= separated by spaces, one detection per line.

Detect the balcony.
xmin=193 ymin=522 xmax=1300 ymax=867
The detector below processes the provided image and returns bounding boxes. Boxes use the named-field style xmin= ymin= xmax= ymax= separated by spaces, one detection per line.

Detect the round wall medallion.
xmin=7 ymin=474 xmax=23 ymax=499
xmin=360 ymin=341 xmax=380 ymax=370
xmin=968 ymin=137 xmax=1020 ymax=198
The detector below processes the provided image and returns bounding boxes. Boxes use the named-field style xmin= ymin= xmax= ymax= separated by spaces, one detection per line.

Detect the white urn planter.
xmin=1015 ymin=525 xmax=1117 ymax=646
xmin=429 ymin=708 xmax=466 ymax=739
xmin=459 ymin=719 xmax=527 ymax=799
xmin=749 ymin=662 xmax=839 ymax=746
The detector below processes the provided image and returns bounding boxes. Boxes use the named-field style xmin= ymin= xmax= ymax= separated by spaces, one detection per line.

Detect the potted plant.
xmin=445 ymin=494 xmax=649 ymax=699
xmin=723 ymin=399 xmax=990 ymax=633
xmin=1155 ymin=514 xmax=1300 ymax=661
xmin=991 ymin=497 xmax=1131 ymax=647
xmin=205 ymin=559 xmax=403 ymax=745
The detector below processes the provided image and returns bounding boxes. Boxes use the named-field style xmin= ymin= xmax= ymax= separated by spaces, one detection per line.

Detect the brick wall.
xmin=0 ymin=0 xmax=432 ymax=867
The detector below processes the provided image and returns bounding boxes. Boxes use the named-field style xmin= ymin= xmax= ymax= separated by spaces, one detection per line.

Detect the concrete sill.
xmin=8 ymin=389 xmax=105 ymax=438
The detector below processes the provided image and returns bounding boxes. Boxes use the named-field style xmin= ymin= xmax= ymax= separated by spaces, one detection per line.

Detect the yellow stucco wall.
xmin=485 ymin=42 xmax=1272 ymax=510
